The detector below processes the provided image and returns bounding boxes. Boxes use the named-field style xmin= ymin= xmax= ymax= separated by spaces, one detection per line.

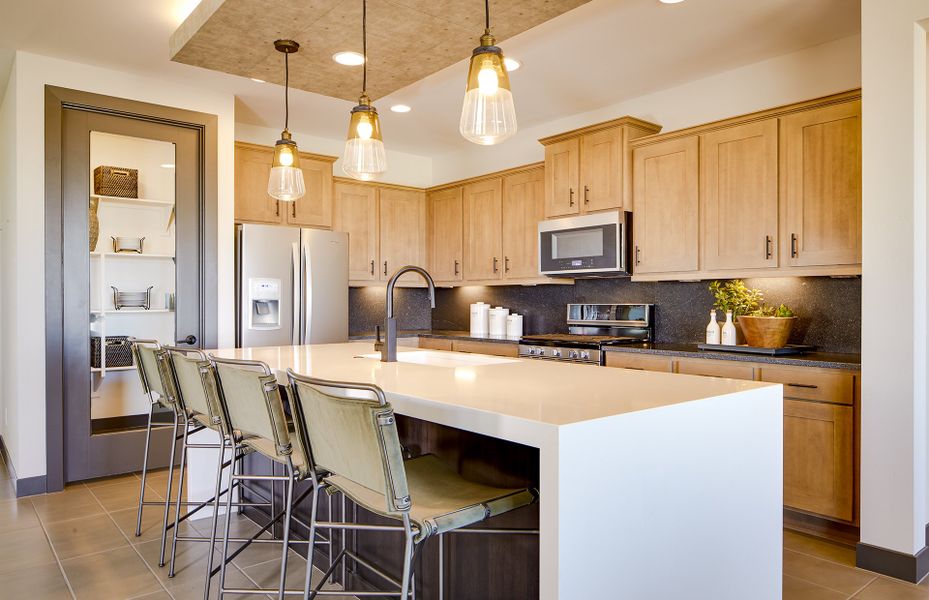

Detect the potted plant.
xmin=708 ymin=280 xmax=797 ymax=347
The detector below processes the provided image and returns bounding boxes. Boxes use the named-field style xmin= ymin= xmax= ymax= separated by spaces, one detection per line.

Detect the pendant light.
xmin=459 ymin=0 xmax=517 ymax=145
xmin=268 ymin=39 xmax=306 ymax=201
xmin=342 ymin=0 xmax=387 ymax=181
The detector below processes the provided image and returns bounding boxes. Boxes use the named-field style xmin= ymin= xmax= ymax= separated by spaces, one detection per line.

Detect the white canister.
xmin=488 ymin=307 xmax=510 ymax=336
xmin=506 ymin=314 xmax=523 ymax=339
xmin=470 ymin=302 xmax=490 ymax=336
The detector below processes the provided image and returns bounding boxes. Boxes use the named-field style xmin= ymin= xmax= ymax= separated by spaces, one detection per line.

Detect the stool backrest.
xmin=287 ymin=369 xmax=411 ymax=515
xmin=210 ymin=356 xmax=294 ymax=460
xmin=164 ymin=347 xmax=226 ymax=431
xmin=130 ymin=339 xmax=176 ymax=407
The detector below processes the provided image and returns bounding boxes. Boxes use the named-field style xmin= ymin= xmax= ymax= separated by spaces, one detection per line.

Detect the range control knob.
xmin=580 ymin=350 xmax=591 ymax=361
xmin=526 ymin=347 xmax=537 ymax=355
xmin=568 ymin=350 xmax=579 ymax=360
xmin=551 ymin=348 xmax=562 ymax=358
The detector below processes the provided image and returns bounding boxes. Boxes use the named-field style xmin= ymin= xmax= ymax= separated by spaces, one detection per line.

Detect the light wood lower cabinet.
xmin=417 ymin=337 xmax=454 ymax=351
xmin=604 ymin=352 xmax=673 ymax=372
xmin=783 ymin=399 xmax=854 ymax=522
xmin=417 ymin=337 xmax=518 ymax=358
xmin=675 ymin=357 xmax=755 ymax=380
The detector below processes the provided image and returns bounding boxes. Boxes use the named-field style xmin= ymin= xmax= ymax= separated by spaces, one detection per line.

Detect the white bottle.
xmin=721 ymin=311 xmax=737 ymax=346
xmin=705 ymin=310 xmax=721 ymax=345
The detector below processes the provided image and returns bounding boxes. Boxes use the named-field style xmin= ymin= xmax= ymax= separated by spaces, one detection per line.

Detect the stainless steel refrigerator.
xmin=235 ymin=223 xmax=349 ymax=347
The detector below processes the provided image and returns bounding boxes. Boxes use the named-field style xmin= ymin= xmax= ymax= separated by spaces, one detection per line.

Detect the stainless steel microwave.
xmin=538 ymin=210 xmax=630 ymax=277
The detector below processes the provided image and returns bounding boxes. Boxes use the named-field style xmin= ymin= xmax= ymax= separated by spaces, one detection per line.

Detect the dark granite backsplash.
xmin=350 ymin=276 xmax=861 ymax=353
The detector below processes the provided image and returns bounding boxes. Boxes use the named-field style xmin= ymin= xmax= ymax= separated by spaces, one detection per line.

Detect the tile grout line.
xmin=89 ymin=478 xmax=178 ymax=600
xmin=27 ymin=497 xmax=78 ymax=600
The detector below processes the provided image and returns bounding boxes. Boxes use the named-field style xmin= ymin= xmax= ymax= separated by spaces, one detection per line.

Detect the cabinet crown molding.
xmin=426 ymin=162 xmax=544 ymax=193
xmin=234 ymin=140 xmax=338 ymax=163
xmin=538 ymin=116 xmax=662 ymax=146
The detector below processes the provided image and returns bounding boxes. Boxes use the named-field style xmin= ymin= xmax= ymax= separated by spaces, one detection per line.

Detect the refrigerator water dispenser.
xmin=248 ymin=278 xmax=281 ymax=330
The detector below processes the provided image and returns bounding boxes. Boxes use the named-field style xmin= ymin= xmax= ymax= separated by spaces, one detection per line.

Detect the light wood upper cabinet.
xmin=632 ymin=136 xmax=700 ymax=274
xmin=543 ymin=138 xmax=580 ymax=218
xmin=579 ymin=127 xmax=624 ymax=213
xmin=427 ymin=187 xmax=463 ymax=283
xmin=701 ymin=119 xmax=779 ymax=271
xmin=285 ymin=157 xmax=334 ymax=228
xmin=333 ymin=182 xmax=378 ymax=281
xmin=783 ymin=399 xmax=854 ymax=521
xmin=502 ymin=168 xmax=544 ymax=279
xmin=463 ymin=178 xmax=503 ymax=281
xmin=378 ymin=188 xmax=426 ymax=284
xmin=234 ymin=143 xmax=283 ymax=224
xmin=781 ymin=100 xmax=862 ymax=267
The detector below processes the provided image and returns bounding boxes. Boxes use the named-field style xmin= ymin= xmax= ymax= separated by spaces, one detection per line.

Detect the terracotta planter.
xmin=737 ymin=316 xmax=796 ymax=348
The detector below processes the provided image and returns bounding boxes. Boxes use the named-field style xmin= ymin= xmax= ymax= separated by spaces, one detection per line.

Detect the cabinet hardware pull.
xmin=274 ymin=201 xmax=279 ymax=217
xmin=790 ymin=233 xmax=798 ymax=258
xmin=584 ymin=185 xmax=590 ymax=204
xmin=383 ymin=261 xmax=388 ymax=276
xmin=370 ymin=260 xmax=375 ymax=276
xmin=786 ymin=383 xmax=818 ymax=389
xmin=505 ymin=256 xmax=510 ymax=272
xmin=635 ymin=245 xmax=641 ymax=266
xmin=765 ymin=235 xmax=773 ymax=260
xmin=493 ymin=257 xmax=499 ymax=273
xmin=454 ymin=259 xmax=460 ymax=276
xmin=292 ymin=202 xmax=296 ymax=219
xmin=569 ymin=188 xmax=575 ymax=206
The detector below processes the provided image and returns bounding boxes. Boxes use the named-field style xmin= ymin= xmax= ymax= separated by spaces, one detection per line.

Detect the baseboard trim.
xmin=857 ymin=540 xmax=929 ymax=583
xmin=15 ymin=475 xmax=47 ymax=497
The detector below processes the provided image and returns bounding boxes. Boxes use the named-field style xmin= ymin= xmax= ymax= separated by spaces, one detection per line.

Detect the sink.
xmin=357 ymin=350 xmax=518 ymax=368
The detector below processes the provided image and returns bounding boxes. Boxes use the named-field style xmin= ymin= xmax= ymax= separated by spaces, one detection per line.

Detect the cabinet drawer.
xmin=675 ymin=358 xmax=755 ymax=380
xmin=418 ymin=337 xmax=453 ymax=351
xmin=759 ymin=366 xmax=854 ymax=405
xmin=604 ymin=352 xmax=673 ymax=372
xmin=452 ymin=340 xmax=519 ymax=358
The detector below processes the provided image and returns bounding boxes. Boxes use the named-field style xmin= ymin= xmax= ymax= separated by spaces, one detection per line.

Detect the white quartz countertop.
xmin=209 ymin=343 xmax=776 ymax=436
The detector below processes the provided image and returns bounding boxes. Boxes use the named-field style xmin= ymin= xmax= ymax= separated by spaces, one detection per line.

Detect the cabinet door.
xmin=675 ymin=357 xmax=755 ymax=380
xmin=702 ymin=120 xmax=778 ymax=270
xmin=632 ymin=137 xmax=699 ymax=274
xmin=452 ymin=340 xmax=519 ymax=358
xmin=580 ymin=128 xmax=624 ymax=213
xmin=463 ymin=178 xmax=503 ymax=281
xmin=502 ymin=168 xmax=544 ymax=279
xmin=604 ymin=352 xmax=673 ymax=372
xmin=379 ymin=188 xmax=426 ymax=283
xmin=234 ymin=144 xmax=283 ymax=224
xmin=285 ymin=157 xmax=333 ymax=229
xmin=427 ymin=187 xmax=463 ymax=283
xmin=781 ymin=100 xmax=861 ymax=267
xmin=783 ymin=399 xmax=854 ymax=521
xmin=544 ymin=138 xmax=580 ymax=218
xmin=333 ymin=182 xmax=378 ymax=281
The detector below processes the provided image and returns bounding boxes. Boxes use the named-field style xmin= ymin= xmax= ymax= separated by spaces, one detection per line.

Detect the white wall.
xmin=0 ymin=63 xmax=17 ymax=465
xmin=860 ymin=1 xmax=929 ymax=557
xmin=2 ymin=51 xmax=236 ymax=481
xmin=431 ymin=34 xmax=861 ymax=184
xmin=235 ymin=122 xmax=433 ymax=189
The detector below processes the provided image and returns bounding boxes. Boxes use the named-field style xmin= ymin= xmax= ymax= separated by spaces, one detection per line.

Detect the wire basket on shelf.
xmin=90 ymin=336 xmax=134 ymax=368
xmin=112 ymin=286 xmax=153 ymax=310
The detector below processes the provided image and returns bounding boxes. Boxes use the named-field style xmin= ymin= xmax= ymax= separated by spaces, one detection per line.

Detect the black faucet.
xmin=379 ymin=266 xmax=436 ymax=362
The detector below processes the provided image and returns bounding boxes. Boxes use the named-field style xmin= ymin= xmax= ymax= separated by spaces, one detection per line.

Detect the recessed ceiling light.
xmin=250 ymin=77 xmax=266 ymax=83
xmin=160 ymin=163 xmax=176 ymax=169
xmin=390 ymin=104 xmax=412 ymax=113
xmin=504 ymin=57 xmax=521 ymax=72
xmin=659 ymin=0 xmax=685 ymax=3
xmin=333 ymin=51 xmax=365 ymax=66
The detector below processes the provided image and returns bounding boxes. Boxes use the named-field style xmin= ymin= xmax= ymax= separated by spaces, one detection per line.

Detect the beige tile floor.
xmin=2 ymin=451 xmax=929 ymax=599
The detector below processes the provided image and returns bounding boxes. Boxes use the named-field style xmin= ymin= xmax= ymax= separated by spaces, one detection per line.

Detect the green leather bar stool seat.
xmin=326 ymin=454 xmax=536 ymax=541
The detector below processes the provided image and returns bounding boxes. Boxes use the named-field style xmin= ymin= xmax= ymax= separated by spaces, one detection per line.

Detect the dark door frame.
xmin=44 ymin=86 xmax=219 ymax=493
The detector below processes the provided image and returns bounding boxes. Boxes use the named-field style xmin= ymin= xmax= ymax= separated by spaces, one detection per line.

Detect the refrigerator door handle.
xmin=302 ymin=238 xmax=311 ymax=345
xmin=291 ymin=241 xmax=300 ymax=345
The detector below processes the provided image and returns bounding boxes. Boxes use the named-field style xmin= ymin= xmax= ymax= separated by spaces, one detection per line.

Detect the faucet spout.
xmin=382 ymin=266 xmax=437 ymax=362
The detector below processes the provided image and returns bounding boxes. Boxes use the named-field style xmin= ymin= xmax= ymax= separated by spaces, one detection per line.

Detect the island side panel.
xmin=550 ymin=385 xmax=783 ymax=600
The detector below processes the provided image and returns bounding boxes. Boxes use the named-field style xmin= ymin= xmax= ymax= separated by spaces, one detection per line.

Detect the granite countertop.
xmin=601 ymin=342 xmax=861 ymax=371
xmin=348 ymin=331 xmax=860 ymax=370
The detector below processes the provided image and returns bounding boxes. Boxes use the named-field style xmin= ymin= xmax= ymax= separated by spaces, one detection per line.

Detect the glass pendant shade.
xmin=342 ymin=97 xmax=387 ymax=181
xmin=268 ymin=130 xmax=306 ymax=201
xmin=460 ymin=34 xmax=517 ymax=145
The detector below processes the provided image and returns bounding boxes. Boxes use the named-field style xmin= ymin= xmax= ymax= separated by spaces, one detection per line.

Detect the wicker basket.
xmin=93 ymin=165 xmax=138 ymax=198
xmin=90 ymin=336 xmax=134 ymax=368
xmin=89 ymin=197 xmax=99 ymax=251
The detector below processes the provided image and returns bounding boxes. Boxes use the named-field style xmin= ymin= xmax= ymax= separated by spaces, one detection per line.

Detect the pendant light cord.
xmin=284 ymin=51 xmax=290 ymax=130
xmin=485 ymin=0 xmax=490 ymax=31
xmin=362 ymin=0 xmax=367 ymax=97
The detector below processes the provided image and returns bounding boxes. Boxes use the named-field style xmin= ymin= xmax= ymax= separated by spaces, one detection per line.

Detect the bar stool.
xmin=286 ymin=369 xmax=539 ymax=599
xmin=130 ymin=339 xmax=185 ymax=567
xmin=210 ymin=356 xmax=320 ymax=600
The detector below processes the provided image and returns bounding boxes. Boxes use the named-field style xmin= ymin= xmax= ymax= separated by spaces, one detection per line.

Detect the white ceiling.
xmin=0 ymin=0 xmax=859 ymax=156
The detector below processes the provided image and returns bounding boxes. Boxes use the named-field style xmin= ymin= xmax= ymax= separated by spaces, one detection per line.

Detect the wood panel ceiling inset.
xmin=170 ymin=0 xmax=590 ymax=102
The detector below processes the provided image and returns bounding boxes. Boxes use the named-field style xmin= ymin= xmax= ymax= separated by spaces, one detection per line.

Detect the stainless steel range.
xmin=518 ymin=303 xmax=654 ymax=365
